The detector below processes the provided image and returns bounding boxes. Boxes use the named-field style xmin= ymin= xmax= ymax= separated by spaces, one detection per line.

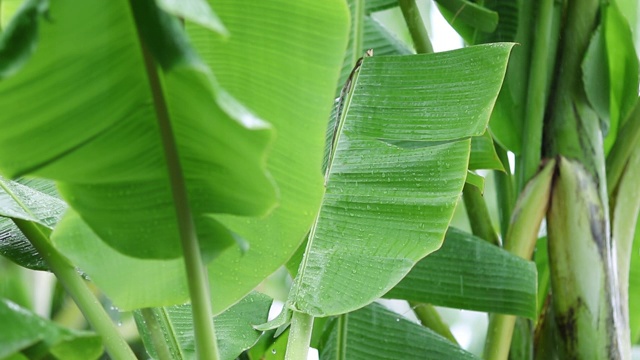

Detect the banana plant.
xmin=1 ymin=0 xmax=639 ymax=359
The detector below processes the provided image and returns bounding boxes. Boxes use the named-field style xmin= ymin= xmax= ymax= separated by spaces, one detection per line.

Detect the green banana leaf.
xmin=135 ymin=292 xmax=271 ymax=360
xmin=0 ymin=298 xmax=103 ymax=360
xmin=0 ymin=176 xmax=188 ymax=309
xmin=53 ymin=0 xmax=349 ymax=313
xmin=0 ymin=0 xmax=25 ymax=28
xmin=187 ymin=0 xmax=350 ymax=313
xmin=470 ymin=131 xmax=505 ymax=171
xmin=337 ymin=0 xmax=412 ymax=98
xmin=285 ymin=43 xmax=513 ymax=317
xmin=365 ymin=0 xmax=398 ymax=14
xmin=385 ymin=227 xmax=537 ymax=318
xmin=483 ymin=0 xmax=528 ymax=154
xmin=603 ymin=0 xmax=639 ymax=151
xmin=364 ymin=16 xmax=413 ymax=57
xmin=0 ymin=0 xmax=277 ymax=259
xmin=435 ymin=0 xmax=499 ymax=34
xmin=0 ymin=176 xmax=63 ymax=271
xmin=318 ymin=302 xmax=478 ymax=359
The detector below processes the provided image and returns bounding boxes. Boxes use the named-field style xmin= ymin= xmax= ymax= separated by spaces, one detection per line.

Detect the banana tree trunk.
xmin=542 ymin=0 xmax=628 ymax=358
xmin=547 ymin=157 xmax=624 ymax=359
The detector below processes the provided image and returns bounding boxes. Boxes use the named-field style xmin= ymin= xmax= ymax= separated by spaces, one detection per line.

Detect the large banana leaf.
xmin=53 ymin=0 xmax=350 ymax=313
xmin=285 ymin=44 xmax=513 ymax=317
xmin=186 ymin=0 xmax=350 ymax=312
xmin=318 ymin=302 xmax=478 ymax=360
xmin=0 ymin=0 xmax=275 ymax=259
xmin=385 ymin=227 xmax=537 ymax=318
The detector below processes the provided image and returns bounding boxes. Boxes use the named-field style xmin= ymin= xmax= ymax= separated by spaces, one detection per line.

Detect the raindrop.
xmin=272 ymin=349 xmax=277 ymax=354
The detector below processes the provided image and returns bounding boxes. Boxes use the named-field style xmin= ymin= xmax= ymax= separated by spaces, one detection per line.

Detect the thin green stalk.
xmin=606 ymin=99 xmax=640 ymax=196
xmin=13 ymin=219 xmax=136 ymax=360
xmin=485 ymin=314 xmax=517 ymax=360
xmin=409 ymin=302 xmax=458 ymax=345
xmin=285 ymin=311 xmax=315 ymax=360
xmin=516 ymin=0 xmax=555 ymax=192
xmin=494 ymin=144 xmax=515 ymax=239
xmin=139 ymin=41 xmax=219 ymax=360
xmin=337 ymin=314 xmax=348 ymax=357
xmin=398 ymin=0 xmax=433 ymax=54
xmin=352 ymin=0 xmax=365 ymax=61
xmin=462 ymin=182 xmax=500 ymax=246
xmin=484 ymin=160 xmax=555 ymax=360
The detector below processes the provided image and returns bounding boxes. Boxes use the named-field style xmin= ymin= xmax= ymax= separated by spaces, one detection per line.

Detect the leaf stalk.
xmin=398 ymin=0 xmax=433 ymax=54
xmin=13 ymin=219 xmax=136 ymax=360
xmin=483 ymin=159 xmax=555 ymax=360
xmin=285 ymin=311 xmax=315 ymax=360
xmin=138 ymin=36 xmax=220 ymax=360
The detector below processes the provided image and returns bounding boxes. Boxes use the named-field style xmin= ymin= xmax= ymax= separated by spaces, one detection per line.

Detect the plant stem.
xmin=398 ymin=0 xmax=433 ymax=54
xmin=485 ymin=314 xmax=516 ymax=360
xmin=606 ymin=99 xmax=640 ymax=197
xmin=611 ymin=147 xmax=640 ymax=349
xmin=13 ymin=219 xmax=136 ymax=360
xmin=138 ymin=41 xmax=220 ymax=360
xmin=409 ymin=302 xmax=458 ymax=344
xmin=494 ymin=144 xmax=515 ymax=239
xmin=352 ymin=0 xmax=365 ymax=61
xmin=516 ymin=0 xmax=555 ymax=193
xmin=285 ymin=311 xmax=314 ymax=360
xmin=483 ymin=160 xmax=555 ymax=360
xmin=462 ymin=182 xmax=500 ymax=246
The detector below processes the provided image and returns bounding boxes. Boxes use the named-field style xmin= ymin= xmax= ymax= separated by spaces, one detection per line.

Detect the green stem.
xmin=606 ymin=99 xmax=640 ymax=197
xmin=337 ymin=314 xmax=348 ymax=357
xmin=611 ymin=147 xmax=640 ymax=348
xmin=13 ymin=219 xmax=136 ymax=360
xmin=516 ymin=0 xmax=555 ymax=193
xmin=409 ymin=302 xmax=458 ymax=344
xmin=483 ymin=160 xmax=555 ymax=360
xmin=494 ymin=144 xmax=515 ymax=239
xmin=462 ymin=182 xmax=500 ymax=246
xmin=139 ymin=40 xmax=219 ymax=360
xmin=398 ymin=0 xmax=433 ymax=54
xmin=485 ymin=314 xmax=516 ymax=360
xmin=285 ymin=311 xmax=314 ymax=360
xmin=352 ymin=0 xmax=365 ymax=61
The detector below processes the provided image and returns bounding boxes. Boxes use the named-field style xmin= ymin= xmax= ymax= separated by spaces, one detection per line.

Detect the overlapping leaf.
xmin=185 ymin=0 xmax=350 ymax=313
xmin=42 ymin=0 xmax=350 ymax=314
xmin=318 ymin=303 xmax=477 ymax=359
xmin=470 ymin=131 xmax=505 ymax=171
xmin=0 ymin=176 xmax=64 ymax=271
xmin=385 ymin=228 xmax=537 ymax=318
xmin=285 ymin=44 xmax=513 ymax=317
xmin=0 ymin=0 xmax=275 ymax=260
xmin=0 ymin=298 xmax=103 ymax=360
xmin=135 ymin=292 xmax=271 ymax=360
